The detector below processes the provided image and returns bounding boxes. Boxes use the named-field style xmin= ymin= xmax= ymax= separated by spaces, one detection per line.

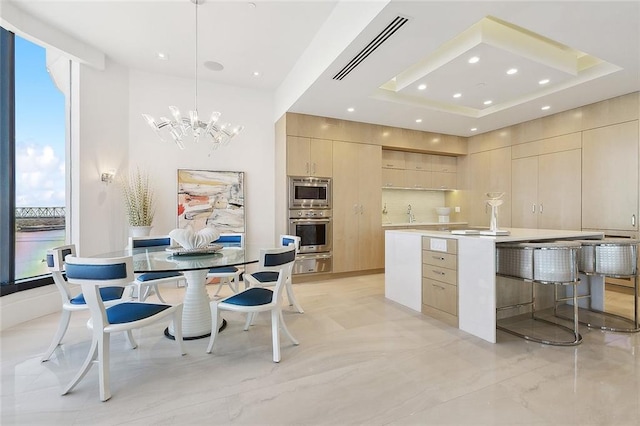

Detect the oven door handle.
xmin=289 ymin=219 xmax=331 ymax=224
xmin=296 ymin=253 xmax=332 ymax=260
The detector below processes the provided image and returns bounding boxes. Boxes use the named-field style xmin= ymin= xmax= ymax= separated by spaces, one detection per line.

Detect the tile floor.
xmin=1 ymin=273 xmax=639 ymax=425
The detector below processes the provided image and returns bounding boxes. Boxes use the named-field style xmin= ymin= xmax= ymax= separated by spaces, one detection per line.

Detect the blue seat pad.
xmin=70 ymin=286 xmax=125 ymax=305
xmin=208 ymin=266 xmax=238 ymax=274
xmin=249 ymin=271 xmax=279 ymax=284
xmin=223 ymin=288 xmax=273 ymax=306
xmin=136 ymin=271 xmax=182 ymax=282
xmin=105 ymin=302 xmax=171 ymax=324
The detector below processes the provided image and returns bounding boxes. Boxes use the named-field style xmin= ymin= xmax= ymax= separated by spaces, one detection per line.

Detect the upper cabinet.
xmin=582 ymin=121 xmax=639 ymax=231
xmin=382 ymin=150 xmax=457 ymax=190
xmin=287 ymin=136 xmax=332 ymax=177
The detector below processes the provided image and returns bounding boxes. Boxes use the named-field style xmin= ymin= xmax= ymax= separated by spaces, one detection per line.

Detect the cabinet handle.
xmin=633 ymin=214 xmax=637 ymax=227
xmin=532 ymin=204 xmax=536 ymax=213
xmin=432 ymin=256 xmax=445 ymax=261
xmin=539 ymin=203 xmax=544 ymax=214
xmin=312 ymin=162 xmax=316 ymax=174
xmin=305 ymin=162 xmax=310 ymax=174
xmin=386 ymin=163 xmax=393 ymax=167
xmin=432 ymin=270 xmax=446 ymax=275
xmin=353 ymin=204 xmax=359 ymax=214
xmin=433 ymin=284 xmax=446 ymax=290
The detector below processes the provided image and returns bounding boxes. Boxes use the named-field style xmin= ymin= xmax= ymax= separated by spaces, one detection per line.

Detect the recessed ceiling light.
xmin=432 ymin=138 xmax=440 ymax=143
xmin=252 ymin=71 xmax=261 ymax=77
xmin=483 ymin=100 xmax=493 ymax=105
xmin=156 ymin=52 xmax=169 ymax=60
xmin=539 ymin=79 xmax=550 ymax=85
xmin=453 ymin=93 xmax=462 ymax=98
xmin=541 ymin=105 xmax=551 ymax=110
xmin=506 ymin=68 xmax=518 ymax=75
xmin=415 ymin=119 xmax=422 ymax=123
xmin=417 ymin=83 xmax=427 ymax=90
xmin=248 ymin=2 xmax=257 ymax=8
xmin=470 ymin=128 xmax=478 ymax=132
xmin=347 ymin=107 xmax=355 ymax=112
xmin=468 ymin=56 xmax=480 ymax=64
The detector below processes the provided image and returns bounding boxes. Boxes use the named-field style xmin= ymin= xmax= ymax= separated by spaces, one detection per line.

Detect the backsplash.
xmin=382 ymin=189 xmax=448 ymax=224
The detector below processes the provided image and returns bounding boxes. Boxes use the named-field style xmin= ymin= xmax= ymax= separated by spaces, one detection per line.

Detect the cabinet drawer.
xmin=423 ymin=264 xmax=457 ymax=285
xmin=422 ymin=237 xmax=457 ymax=254
xmin=422 ymin=279 xmax=457 ymax=316
xmin=423 ymin=250 xmax=457 ymax=269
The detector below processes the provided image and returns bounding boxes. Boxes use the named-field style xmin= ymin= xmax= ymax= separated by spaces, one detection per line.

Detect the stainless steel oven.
xmin=288 ymin=209 xmax=332 ymax=253
xmin=289 ymin=177 xmax=331 ymax=210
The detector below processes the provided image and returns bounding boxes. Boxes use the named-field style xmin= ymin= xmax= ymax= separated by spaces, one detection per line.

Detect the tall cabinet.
xmin=468 ymin=147 xmax=512 ymax=227
xmin=582 ymin=120 xmax=639 ymax=232
xmin=332 ymin=141 xmax=383 ymax=273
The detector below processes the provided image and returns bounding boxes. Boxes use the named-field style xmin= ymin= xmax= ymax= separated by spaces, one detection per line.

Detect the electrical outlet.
xmin=455 ymin=206 xmax=461 ymax=213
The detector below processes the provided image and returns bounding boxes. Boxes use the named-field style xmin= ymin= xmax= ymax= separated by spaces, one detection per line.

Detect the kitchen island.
xmin=385 ymin=228 xmax=604 ymax=343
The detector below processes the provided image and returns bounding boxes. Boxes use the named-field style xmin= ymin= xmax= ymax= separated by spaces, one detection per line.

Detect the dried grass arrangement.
xmin=119 ymin=168 xmax=156 ymax=227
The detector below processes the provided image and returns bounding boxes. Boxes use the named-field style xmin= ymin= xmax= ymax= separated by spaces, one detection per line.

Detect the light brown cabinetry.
xmin=382 ymin=150 xmax=457 ymax=189
xmin=512 ymin=149 xmax=581 ymax=230
xmin=422 ymin=237 xmax=458 ymax=327
xmin=381 ymin=150 xmax=406 ymax=169
xmin=287 ymin=136 xmax=332 ymax=177
xmin=468 ymin=147 xmax=512 ymax=227
xmin=333 ymin=141 xmax=383 ymax=273
xmin=582 ymin=121 xmax=639 ymax=231
xmin=381 ymin=168 xmax=407 ymax=188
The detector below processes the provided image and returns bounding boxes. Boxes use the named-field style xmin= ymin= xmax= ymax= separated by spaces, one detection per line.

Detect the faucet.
xmin=407 ymin=204 xmax=415 ymax=223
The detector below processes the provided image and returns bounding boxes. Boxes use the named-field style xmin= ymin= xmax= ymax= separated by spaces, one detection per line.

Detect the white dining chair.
xmin=207 ymin=233 xmax=245 ymax=297
xmin=41 ymin=244 xmax=134 ymax=362
xmin=207 ymin=246 xmax=299 ymax=362
xmin=129 ymin=235 xmax=184 ymax=302
xmin=62 ymin=255 xmax=185 ymax=402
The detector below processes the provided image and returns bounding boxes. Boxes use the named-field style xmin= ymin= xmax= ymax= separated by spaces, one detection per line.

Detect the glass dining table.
xmin=93 ymin=244 xmax=259 ymax=340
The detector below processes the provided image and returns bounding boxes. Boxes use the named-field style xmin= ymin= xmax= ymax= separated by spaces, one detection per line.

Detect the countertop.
xmin=382 ymin=221 xmax=468 ymax=228
xmin=385 ymin=227 xmax=605 ymax=242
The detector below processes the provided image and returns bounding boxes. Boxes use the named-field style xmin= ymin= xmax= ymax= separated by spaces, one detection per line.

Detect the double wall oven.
xmin=288 ymin=177 xmax=332 ymax=274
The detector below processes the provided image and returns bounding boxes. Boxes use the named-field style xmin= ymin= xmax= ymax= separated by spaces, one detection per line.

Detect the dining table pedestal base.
xmin=165 ymin=269 xmax=224 ymax=339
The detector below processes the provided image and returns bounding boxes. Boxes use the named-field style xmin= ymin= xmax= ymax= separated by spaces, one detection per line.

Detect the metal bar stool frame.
xmin=561 ymin=239 xmax=639 ymax=333
xmin=496 ymin=242 xmax=583 ymax=346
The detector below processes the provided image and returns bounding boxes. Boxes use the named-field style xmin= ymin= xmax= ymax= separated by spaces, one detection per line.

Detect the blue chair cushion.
xmin=70 ymin=286 xmax=126 ymax=305
xmin=136 ymin=271 xmax=182 ymax=282
xmin=208 ymin=266 xmax=239 ymax=274
xmin=223 ymin=288 xmax=273 ymax=306
xmin=105 ymin=302 xmax=171 ymax=324
xmin=249 ymin=271 xmax=279 ymax=284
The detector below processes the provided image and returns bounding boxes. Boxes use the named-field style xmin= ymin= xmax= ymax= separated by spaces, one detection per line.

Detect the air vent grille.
xmin=333 ymin=15 xmax=409 ymax=81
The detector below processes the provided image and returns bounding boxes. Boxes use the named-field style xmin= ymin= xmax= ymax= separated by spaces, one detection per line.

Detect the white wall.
xmin=128 ymin=70 xmax=276 ymax=250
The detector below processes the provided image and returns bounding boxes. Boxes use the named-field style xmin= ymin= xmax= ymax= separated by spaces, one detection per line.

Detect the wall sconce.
xmin=101 ymin=169 xmax=116 ymax=185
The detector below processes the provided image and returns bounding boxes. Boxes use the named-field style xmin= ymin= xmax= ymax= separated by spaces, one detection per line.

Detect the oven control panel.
xmin=289 ymin=209 xmax=332 ymax=218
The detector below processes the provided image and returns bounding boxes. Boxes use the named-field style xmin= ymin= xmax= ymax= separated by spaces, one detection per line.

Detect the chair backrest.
xmin=65 ymin=255 xmax=135 ymax=328
xmin=129 ymin=235 xmax=173 ymax=249
xmin=279 ymin=234 xmax=301 ymax=254
xmin=214 ymin=232 xmax=245 ymax=249
xmin=46 ymin=244 xmax=77 ymax=303
xmin=258 ymin=246 xmax=296 ymax=285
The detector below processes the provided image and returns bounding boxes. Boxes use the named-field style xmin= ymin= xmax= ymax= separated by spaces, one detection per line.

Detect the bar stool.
xmin=572 ymin=238 xmax=639 ymax=332
xmin=496 ymin=241 xmax=583 ymax=346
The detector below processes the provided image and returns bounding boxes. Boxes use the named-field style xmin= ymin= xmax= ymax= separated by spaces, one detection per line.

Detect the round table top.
xmin=93 ymin=245 xmax=259 ymax=273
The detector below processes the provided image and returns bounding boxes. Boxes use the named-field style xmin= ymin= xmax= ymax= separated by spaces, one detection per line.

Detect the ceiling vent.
xmin=333 ymin=15 xmax=409 ymax=81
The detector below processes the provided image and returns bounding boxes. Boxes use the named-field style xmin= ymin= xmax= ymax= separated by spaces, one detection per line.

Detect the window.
xmin=1 ymin=28 xmax=68 ymax=295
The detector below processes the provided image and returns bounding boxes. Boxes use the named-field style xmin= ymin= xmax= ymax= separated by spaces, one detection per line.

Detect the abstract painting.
xmin=177 ymin=169 xmax=245 ymax=234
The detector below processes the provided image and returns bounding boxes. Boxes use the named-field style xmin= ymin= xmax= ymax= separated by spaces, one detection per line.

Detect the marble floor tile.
xmin=1 ymin=273 xmax=639 ymax=425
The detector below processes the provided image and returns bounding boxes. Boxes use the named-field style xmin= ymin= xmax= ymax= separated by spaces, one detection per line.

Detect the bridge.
xmin=15 ymin=207 xmax=66 ymax=219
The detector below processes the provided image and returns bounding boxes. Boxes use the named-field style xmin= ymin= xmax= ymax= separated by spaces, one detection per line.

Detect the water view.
xmin=15 ymin=229 xmax=66 ymax=279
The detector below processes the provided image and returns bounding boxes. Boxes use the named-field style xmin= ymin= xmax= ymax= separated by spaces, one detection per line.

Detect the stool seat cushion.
xmin=70 ymin=286 xmax=126 ymax=305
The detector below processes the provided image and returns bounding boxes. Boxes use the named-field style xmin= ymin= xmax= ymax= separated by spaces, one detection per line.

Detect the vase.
xmin=129 ymin=225 xmax=152 ymax=237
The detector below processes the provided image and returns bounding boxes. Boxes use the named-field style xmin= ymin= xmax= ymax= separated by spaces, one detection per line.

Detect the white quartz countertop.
xmin=385 ymin=227 xmax=605 ymax=242
xmin=382 ymin=221 xmax=468 ymax=228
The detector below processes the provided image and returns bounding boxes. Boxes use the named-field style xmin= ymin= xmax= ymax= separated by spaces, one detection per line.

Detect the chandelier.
xmin=142 ymin=0 xmax=243 ymax=150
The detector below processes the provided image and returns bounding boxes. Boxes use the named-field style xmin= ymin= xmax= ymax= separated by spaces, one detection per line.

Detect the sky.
xmin=14 ymin=35 xmax=66 ymax=208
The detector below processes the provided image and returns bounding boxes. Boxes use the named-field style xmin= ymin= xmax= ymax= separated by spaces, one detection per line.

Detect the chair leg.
xmin=42 ymin=309 xmax=72 ymax=362
xmin=62 ymin=334 xmax=98 ymax=396
xmin=285 ymin=280 xmax=304 ymax=313
xmin=271 ymin=309 xmax=281 ymax=363
xmin=153 ymin=284 xmax=166 ymax=303
xmin=206 ymin=303 xmax=220 ymax=354
xmin=279 ymin=310 xmax=299 ymax=346
xmin=97 ymin=332 xmax=111 ymax=402
xmin=173 ymin=305 xmax=186 ymax=356
xmin=244 ymin=312 xmax=256 ymax=330
xmin=125 ymin=330 xmax=137 ymax=349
